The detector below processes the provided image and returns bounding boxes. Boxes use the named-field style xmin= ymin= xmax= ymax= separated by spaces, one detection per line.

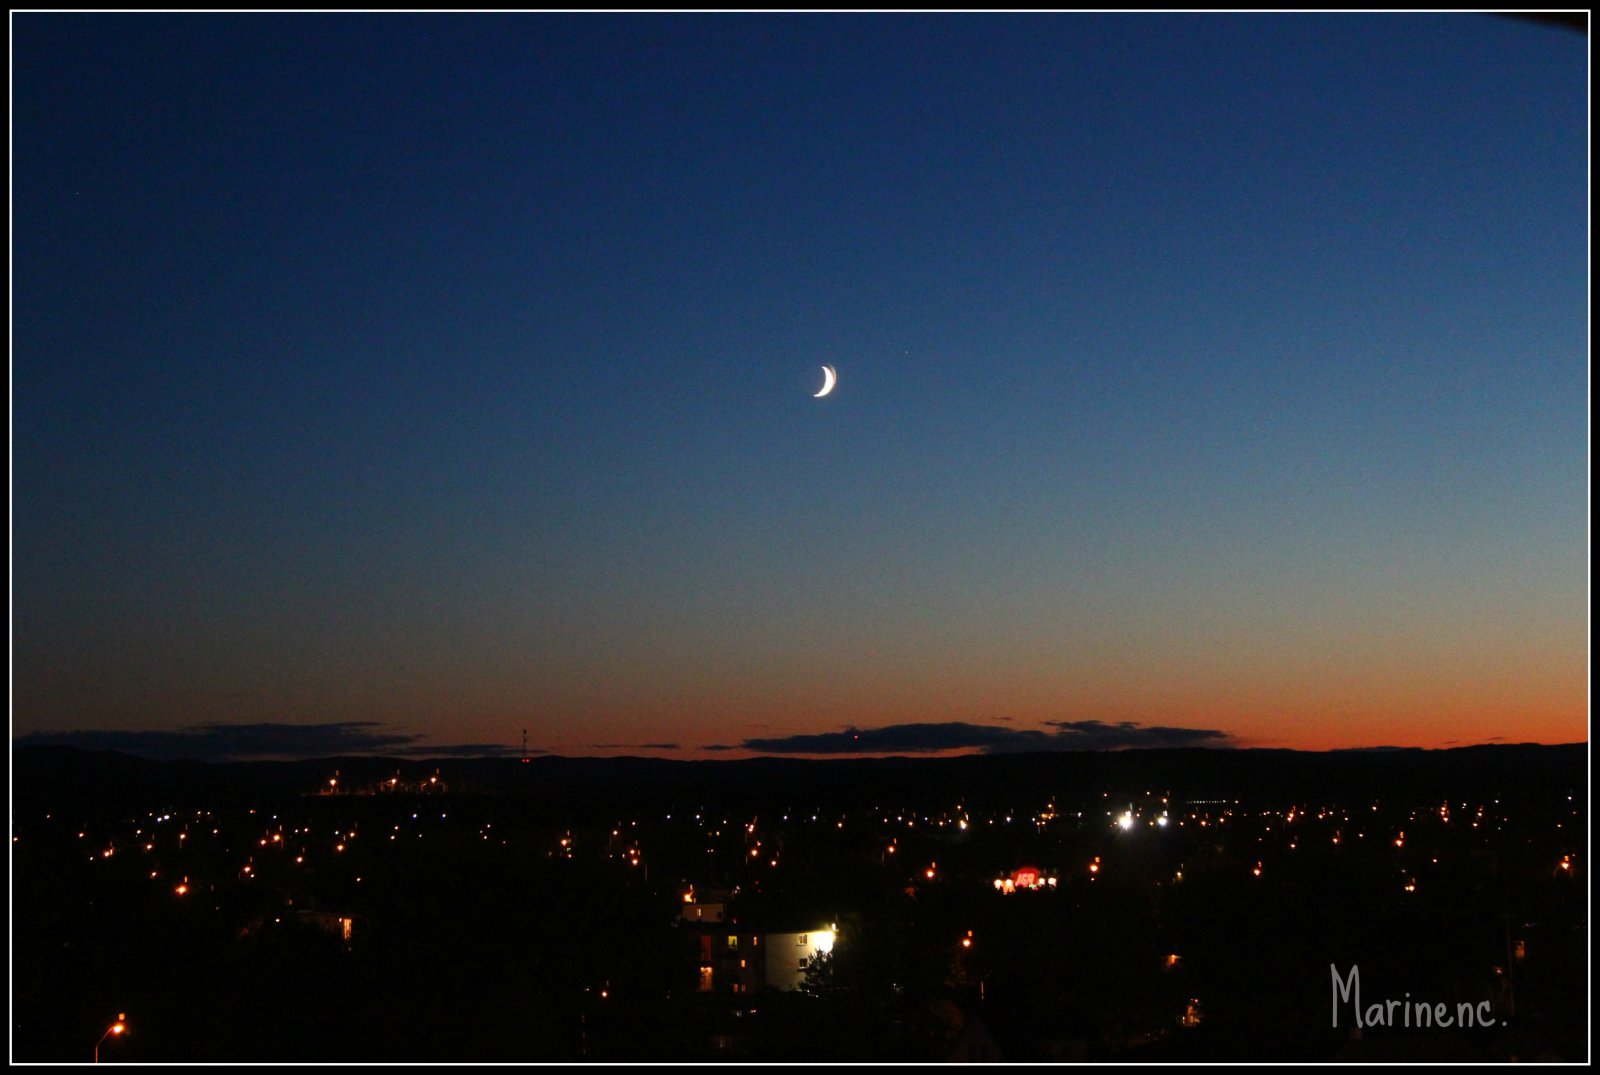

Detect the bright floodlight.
xmin=1118 ymin=812 xmax=1134 ymax=830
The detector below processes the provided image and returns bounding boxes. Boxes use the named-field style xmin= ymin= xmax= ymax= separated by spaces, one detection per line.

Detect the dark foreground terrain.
xmin=11 ymin=743 xmax=1587 ymax=1062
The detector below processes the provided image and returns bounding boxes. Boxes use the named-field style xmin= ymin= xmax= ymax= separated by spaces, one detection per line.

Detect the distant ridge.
xmin=13 ymin=742 xmax=1585 ymax=818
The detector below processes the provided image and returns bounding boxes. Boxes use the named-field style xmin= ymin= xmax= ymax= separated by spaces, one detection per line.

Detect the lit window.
xmin=798 ymin=934 xmax=808 ymax=946
xmin=728 ymin=935 xmax=738 ymax=949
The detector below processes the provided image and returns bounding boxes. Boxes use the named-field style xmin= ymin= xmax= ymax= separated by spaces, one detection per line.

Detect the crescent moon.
xmin=814 ymin=365 xmax=837 ymax=398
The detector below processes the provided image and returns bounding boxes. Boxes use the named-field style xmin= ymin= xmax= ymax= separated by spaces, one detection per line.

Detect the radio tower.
xmin=521 ymin=729 xmax=530 ymax=764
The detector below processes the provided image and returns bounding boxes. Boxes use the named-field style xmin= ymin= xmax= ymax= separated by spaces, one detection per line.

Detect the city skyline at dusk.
xmin=13 ymin=14 xmax=1588 ymax=761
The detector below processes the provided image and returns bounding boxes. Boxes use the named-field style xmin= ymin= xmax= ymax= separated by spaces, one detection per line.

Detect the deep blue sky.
xmin=13 ymin=14 xmax=1588 ymax=759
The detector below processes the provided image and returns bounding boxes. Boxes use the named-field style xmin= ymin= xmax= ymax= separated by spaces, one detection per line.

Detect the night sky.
xmin=12 ymin=14 xmax=1588 ymax=761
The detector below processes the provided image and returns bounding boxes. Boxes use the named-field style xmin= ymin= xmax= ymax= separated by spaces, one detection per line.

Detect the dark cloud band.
xmin=731 ymin=719 xmax=1231 ymax=755
xmin=11 ymin=722 xmax=526 ymax=762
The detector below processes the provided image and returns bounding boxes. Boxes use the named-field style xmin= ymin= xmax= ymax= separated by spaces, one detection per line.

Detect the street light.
xmin=94 ymin=1014 xmax=126 ymax=1063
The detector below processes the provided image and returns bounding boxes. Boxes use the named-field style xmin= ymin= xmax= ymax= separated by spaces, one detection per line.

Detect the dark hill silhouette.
xmin=13 ymin=742 xmax=1585 ymax=818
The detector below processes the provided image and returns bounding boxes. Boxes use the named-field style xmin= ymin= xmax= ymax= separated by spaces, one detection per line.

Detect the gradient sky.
xmin=12 ymin=14 xmax=1589 ymax=760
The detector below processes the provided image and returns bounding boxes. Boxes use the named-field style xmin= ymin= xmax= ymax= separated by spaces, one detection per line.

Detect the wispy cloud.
xmin=394 ymin=742 xmax=537 ymax=758
xmin=11 ymin=721 xmax=499 ymax=762
xmin=589 ymin=742 xmax=681 ymax=751
xmin=724 ymin=719 xmax=1232 ymax=755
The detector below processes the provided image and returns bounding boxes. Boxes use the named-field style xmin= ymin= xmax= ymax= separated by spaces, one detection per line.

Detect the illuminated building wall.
xmin=762 ymin=929 xmax=835 ymax=992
